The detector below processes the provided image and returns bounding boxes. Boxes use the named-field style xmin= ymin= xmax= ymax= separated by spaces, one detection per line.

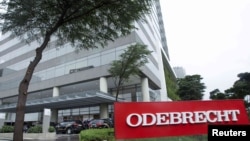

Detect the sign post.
xmin=43 ymin=108 xmax=51 ymax=133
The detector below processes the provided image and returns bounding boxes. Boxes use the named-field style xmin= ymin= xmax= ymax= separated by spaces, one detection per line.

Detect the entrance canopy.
xmin=0 ymin=91 xmax=120 ymax=113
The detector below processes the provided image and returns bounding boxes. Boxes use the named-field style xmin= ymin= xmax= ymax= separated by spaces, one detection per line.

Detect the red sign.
xmin=114 ymin=99 xmax=249 ymax=139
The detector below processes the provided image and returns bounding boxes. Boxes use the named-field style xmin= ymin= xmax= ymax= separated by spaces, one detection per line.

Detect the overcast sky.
xmin=160 ymin=0 xmax=250 ymax=100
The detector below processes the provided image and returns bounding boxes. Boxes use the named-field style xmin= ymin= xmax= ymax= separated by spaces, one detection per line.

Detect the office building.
xmin=0 ymin=0 xmax=175 ymax=124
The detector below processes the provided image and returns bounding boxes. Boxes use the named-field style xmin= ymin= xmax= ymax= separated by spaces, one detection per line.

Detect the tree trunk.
xmin=115 ymin=87 xmax=120 ymax=101
xmin=13 ymin=33 xmax=51 ymax=141
xmin=115 ymin=79 xmax=123 ymax=101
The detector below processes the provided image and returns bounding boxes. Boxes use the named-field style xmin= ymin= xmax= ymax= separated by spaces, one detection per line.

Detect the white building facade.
xmin=0 ymin=0 xmax=175 ymax=125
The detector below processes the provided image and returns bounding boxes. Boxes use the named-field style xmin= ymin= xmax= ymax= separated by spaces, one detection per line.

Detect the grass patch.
xmin=79 ymin=129 xmax=207 ymax=141
xmin=124 ymin=135 xmax=207 ymax=141
xmin=79 ymin=128 xmax=115 ymax=141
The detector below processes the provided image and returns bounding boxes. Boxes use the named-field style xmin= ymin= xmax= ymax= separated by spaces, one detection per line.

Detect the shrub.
xmin=0 ymin=125 xmax=14 ymax=133
xmin=79 ymin=128 xmax=115 ymax=141
xmin=27 ymin=125 xmax=42 ymax=133
xmin=48 ymin=126 xmax=55 ymax=132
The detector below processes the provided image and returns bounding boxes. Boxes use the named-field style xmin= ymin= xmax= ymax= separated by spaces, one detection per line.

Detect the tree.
xmin=0 ymin=0 xmax=153 ymax=140
xmin=231 ymin=72 xmax=250 ymax=120
xmin=211 ymin=72 xmax=250 ymax=100
xmin=108 ymin=43 xmax=152 ymax=101
xmin=209 ymin=89 xmax=230 ymax=100
xmin=209 ymin=72 xmax=250 ymax=120
xmin=176 ymin=74 xmax=206 ymax=100
xmin=225 ymin=72 xmax=250 ymax=99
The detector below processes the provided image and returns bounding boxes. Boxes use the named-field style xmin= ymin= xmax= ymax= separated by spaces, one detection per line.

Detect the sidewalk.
xmin=1 ymin=134 xmax=79 ymax=141
xmin=0 ymin=132 xmax=57 ymax=141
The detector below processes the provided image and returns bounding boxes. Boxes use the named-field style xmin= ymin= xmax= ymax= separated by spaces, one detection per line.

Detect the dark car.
xmin=82 ymin=119 xmax=92 ymax=129
xmin=88 ymin=119 xmax=111 ymax=128
xmin=55 ymin=120 xmax=84 ymax=134
xmin=102 ymin=118 xmax=114 ymax=127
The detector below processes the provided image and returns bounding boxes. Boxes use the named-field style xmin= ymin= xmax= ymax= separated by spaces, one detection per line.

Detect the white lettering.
xmin=155 ymin=113 xmax=169 ymax=125
xmin=217 ymin=110 xmax=231 ymax=122
xmin=194 ymin=111 xmax=206 ymax=123
xmin=169 ymin=112 xmax=182 ymax=124
xmin=212 ymin=129 xmax=218 ymax=136
xmin=126 ymin=113 xmax=142 ymax=127
xmin=126 ymin=109 xmax=241 ymax=127
xmin=206 ymin=110 xmax=217 ymax=122
xmin=212 ymin=129 xmax=247 ymax=136
xmin=142 ymin=113 xmax=156 ymax=126
xmin=230 ymin=110 xmax=240 ymax=121
xmin=181 ymin=112 xmax=194 ymax=123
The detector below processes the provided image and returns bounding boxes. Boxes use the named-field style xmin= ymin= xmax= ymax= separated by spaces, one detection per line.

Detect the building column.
xmin=141 ymin=77 xmax=150 ymax=102
xmin=100 ymin=104 xmax=108 ymax=118
xmin=99 ymin=77 xmax=108 ymax=93
xmin=51 ymin=87 xmax=59 ymax=124
xmin=53 ymin=86 xmax=60 ymax=97
xmin=99 ymin=77 xmax=109 ymax=118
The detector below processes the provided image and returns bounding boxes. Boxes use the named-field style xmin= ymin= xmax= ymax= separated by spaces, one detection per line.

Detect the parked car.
xmin=55 ymin=120 xmax=84 ymax=134
xmin=82 ymin=119 xmax=92 ymax=129
xmin=102 ymin=118 xmax=114 ymax=128
xmin=88 ymin=119 xmax=111 ymax=128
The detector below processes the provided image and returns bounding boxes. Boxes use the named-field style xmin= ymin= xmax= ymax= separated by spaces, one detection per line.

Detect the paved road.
xmin=25 ymin=134 xmax=79 ymax=141
xmin=0 ymin=134 xmax=80 ymax=141
xmin=0 ymin=134 xmax=79 ymax=141
xmin=56 ymin=134 xmax=79 ymax=141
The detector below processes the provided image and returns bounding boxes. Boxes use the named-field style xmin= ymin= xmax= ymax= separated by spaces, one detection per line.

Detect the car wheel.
xmin=103 ymin=123 xmax=109 ymax=128
xmin=66 ymin=128 xmax=72 ymax=134
xmin=102 ymin=125 xmax=109 ymax=128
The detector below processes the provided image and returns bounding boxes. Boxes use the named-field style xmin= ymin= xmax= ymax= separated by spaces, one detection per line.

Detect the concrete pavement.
xmin=1 ymin=134 xmax=80 ymax=141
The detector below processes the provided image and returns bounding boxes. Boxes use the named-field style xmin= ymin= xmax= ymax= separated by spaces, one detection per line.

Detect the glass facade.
xmin=58 ymin=105 xmax=114 ymax=122
xmin=0 ymin=0 xmax=173 ymax=123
